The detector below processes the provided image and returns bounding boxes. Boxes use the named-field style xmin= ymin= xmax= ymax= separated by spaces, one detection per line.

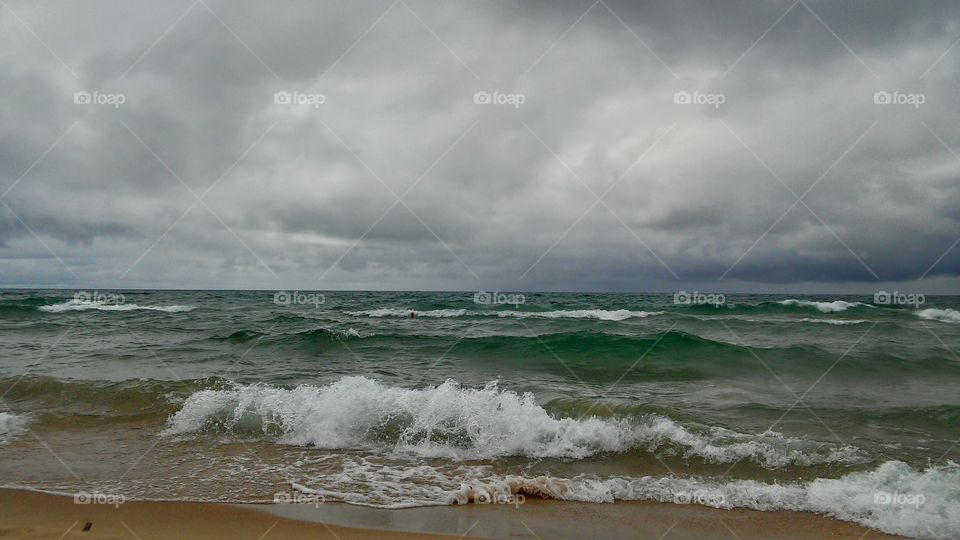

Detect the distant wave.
xmin=0 ymin=412 xmax=27 ymax=444
xmin=345 ymin=308 xmax=467 ymax=318
xmin=778 ymin=299 xmax=874 ymax=313
xmin=495 ymin=309 xmax=662 ymax=321
xmin=799 ymin=318 xmax=868 ymax=325
xmin=917 ymin=308 xmax=960 ymax=323
xmin=39 ymin=300 xmax=194 ymax=313
xmin=163 ymin=376 xmax=861 ymax=467
xmin=344 ymin=308 xmax=661 ymax=321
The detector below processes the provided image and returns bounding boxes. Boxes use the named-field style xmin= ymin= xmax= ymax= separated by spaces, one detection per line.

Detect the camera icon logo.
xmin=274 ymin=91 xmax=292 ymax=105
xmin=473 ymin=91 xmax=491 ymax=105
xmin=873 ymin=291 xmax=891 ymax=304
xmin=674 ymin=290 xmax=691 ymax=304
xmin=74 ymin=91 xmax=92 ymax=105
xmin=273 ymin=291 xmax=291 ymax=306
xmin=873 ymin=91 xmax=891 ymax=105
xmin=673 ymin=91 xmax=691 ymax=105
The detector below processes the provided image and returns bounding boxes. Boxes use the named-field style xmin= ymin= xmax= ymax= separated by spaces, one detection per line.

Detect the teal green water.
xmin=0 ymin=291 xmax=958 ymax=537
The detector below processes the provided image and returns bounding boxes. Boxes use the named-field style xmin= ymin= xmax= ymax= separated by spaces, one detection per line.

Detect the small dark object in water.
xmin=409 ymin=312 xmax=416 ymax=319
xmin=82 ymin=522 xmax=92 ymax=532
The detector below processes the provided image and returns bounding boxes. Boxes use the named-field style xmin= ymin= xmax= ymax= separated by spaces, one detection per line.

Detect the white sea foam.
xmin=779 ymin=299 xmax=873 ymax=313
xmin=495 ymin=309 xmax=663 ymax=321
xmin=916 ymin=308 xmax=960 ymax=323
xmin=289 ymin=457 xmax=959 ymax=538
xmin=345 ymin=308 xmax=467 ymax=318
xmin=799 ymin=318 xmax=868 ymax=325
xmin=40 ymin=300 xmax=194 ymax=313
xmin=344 ymin=308 xmax=661 ymax=321
xmin=163 ymin=377 xmax=860 ymax=466
xmin=0 ymin=412 xmax=27 ymax=444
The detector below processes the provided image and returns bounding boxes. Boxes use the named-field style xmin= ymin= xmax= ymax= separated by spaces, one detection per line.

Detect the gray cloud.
xmin=0 ymin=0 xmax=958 ymax=292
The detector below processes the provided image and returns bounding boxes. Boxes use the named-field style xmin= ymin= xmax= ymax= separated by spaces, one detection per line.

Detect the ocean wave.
xmin=495 ymin=309 xmax=662 ymax=321
xmin=916 ymin=308 xmax=960 ymax=323
xmin=344 ymin=308 xmax=661 ymax=321
xmin=0 ymin=412 xmax=27 ymax=444
xmin=345 ymin=308 xmax=467 ymax=318
xmin=799 ymin=318 xmax=868 ymax=325
xmin=779 ymin=299 xmax=874 ymax=313
xmin=289 ymin=458 xmax=959 ymax=538
xmin=163 ymin=376 xmax=861 ymax=467
xmin=39 ymin=300 xmax=194 ymax=313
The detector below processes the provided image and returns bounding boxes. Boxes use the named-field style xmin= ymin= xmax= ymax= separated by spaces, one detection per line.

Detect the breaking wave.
xmin=39 ymin=300 xmax=194 ymax=313
xmin=917 ymin=308 xmax=960 ymax=323
xmin=163 ymin=376 xmax=861 ymax=467
xmin=344 ymin=308 xmax=661 ymax=321
xmin=778 ymin=299 xmax=874 ymax=313
xmin=0 ymin=412 xmax=27 ymax=444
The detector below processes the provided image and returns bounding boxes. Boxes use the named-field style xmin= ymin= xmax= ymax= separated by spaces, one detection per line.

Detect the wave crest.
xmin=917 ymin=308 xmax=960 ymax=323
xmin=0 ymin=412 xmax=27 ymax=444
xmin=163 ymin=376 xmax=860 ymax=466
xmin=779 ymin=299 xmax=873 ymax=313
xmin=39 ymin=300 xmax=194 ymax=313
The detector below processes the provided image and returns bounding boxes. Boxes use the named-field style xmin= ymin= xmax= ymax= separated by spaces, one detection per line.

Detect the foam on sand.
xmin=289 ymin=457 xmax=959 ymax=538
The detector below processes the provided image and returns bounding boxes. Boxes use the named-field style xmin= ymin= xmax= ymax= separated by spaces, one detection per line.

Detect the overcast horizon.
xmin=2 ymin=0 xmax=959 ymax=293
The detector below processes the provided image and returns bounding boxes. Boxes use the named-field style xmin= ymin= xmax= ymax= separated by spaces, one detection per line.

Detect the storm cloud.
xmin=1 ymin=0 xmax=958 ymax=292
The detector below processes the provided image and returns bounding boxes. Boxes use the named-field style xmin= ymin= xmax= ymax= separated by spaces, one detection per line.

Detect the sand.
xmin=0 ymin=488 xmax=905 ymax=539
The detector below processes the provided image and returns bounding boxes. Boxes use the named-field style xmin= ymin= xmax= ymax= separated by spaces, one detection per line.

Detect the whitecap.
xmin=779 ymin=299 xmax=873 ymax=313
xmin=0 ymin=412 xmax=27 ymax=444
xmin=916 ymin=308 xmax=960 ymax=323
xmin=162 ymin=376 xmax=860 ymax=467
xmin=40 ymin=300 xmax=194 ymax=313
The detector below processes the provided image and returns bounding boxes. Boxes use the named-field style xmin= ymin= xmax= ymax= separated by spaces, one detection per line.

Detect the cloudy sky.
xmin=1 ymin=0 xmax=958 ymax=292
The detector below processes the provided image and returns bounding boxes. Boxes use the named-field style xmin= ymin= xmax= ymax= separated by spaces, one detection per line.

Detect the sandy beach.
xmin=0 ymin=488 xmax=905 ymax=539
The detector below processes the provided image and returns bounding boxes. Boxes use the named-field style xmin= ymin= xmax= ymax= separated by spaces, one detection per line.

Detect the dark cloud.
xmin=0 ymin=0 xmax=958 ymax=292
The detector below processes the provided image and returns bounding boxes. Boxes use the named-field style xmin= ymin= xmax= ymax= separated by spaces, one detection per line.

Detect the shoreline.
xmin=0 ymin=487 xmax=905 ymax=539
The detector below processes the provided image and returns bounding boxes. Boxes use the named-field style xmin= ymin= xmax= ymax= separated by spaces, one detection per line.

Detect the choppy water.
xmin=0 ymin=290 xmax=958 ymax=538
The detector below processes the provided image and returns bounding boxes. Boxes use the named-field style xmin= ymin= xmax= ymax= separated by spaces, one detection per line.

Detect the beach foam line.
xmin=162 ymin=376 xmax=861 ymax=467
xmin=289 ymin=457 xmax=958 ymax=538
xmin=39 ymin=300 xmax=194 ymax=313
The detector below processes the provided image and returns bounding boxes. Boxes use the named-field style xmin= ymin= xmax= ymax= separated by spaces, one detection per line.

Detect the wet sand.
xmin=0 ymin=488 xmax=904 ymax=539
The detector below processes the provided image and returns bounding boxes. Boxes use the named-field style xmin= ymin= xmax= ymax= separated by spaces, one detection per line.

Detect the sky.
xmin=0 ymin=0 xmax=958 ymax=293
